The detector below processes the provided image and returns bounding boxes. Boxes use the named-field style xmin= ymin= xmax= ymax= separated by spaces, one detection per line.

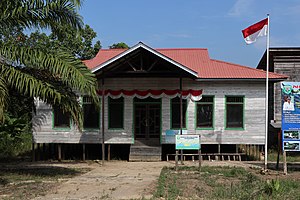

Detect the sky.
xmin=79 ymin=0 xmax=300 ymax=68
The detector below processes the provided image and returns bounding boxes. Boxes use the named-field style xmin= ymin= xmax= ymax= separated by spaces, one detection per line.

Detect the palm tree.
xmin=0 ymin=0 xmax=98 ymax=128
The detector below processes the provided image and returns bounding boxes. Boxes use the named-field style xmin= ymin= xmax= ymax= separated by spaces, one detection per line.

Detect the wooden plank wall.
xmin=274 ymin=63 xmax=300 ymax=121
xmin=32 ymin=78 xmax=266 ymax=145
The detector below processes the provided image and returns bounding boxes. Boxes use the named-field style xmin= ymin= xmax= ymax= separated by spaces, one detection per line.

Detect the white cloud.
xmin=228 ymin=0 xmax=255 ymax=17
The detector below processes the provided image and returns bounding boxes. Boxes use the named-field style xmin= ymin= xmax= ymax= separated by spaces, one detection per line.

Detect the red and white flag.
xmin=242 ymin=18 xmax=268 ymax=44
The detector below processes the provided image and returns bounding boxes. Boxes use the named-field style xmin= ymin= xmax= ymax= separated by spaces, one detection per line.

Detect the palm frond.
xmin=0 ymin=44 xmax=99 ymax=106
xmin=1 ymin=64 xmax=85 ymax=128
xmin=0 ymin=0 xmax=83 ymax=32
xmin=1 ymin=64 xmax=62 ymax=104
xmin=0 ymin=75 xmax=8 ymax=123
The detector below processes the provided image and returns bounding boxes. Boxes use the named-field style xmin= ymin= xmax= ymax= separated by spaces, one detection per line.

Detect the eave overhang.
xmin=195 ymin=78 xmax=287 ymax=82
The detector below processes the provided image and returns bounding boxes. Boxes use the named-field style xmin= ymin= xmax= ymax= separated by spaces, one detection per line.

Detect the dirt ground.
xmin=34 ymin=161 xmax=172 ymax=200
xmin=2 ymin=160 xmax=300 ymax=200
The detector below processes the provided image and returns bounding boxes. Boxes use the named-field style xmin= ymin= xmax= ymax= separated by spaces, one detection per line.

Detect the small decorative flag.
xmin=242 ymin=18 xmax=268 ymax=44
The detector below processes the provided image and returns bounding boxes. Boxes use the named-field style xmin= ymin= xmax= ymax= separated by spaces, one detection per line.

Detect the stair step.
xmin=130 ymin=147 xmax=161 ymax=154
xmin=129 ymin=143 xmax=162 ymax=161
xmin=129 ymin=155 xmax=161 ymax=161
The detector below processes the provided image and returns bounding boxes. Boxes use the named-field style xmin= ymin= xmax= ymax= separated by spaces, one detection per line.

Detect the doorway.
xmin=134 ymin=98 xmax=161 ymax=143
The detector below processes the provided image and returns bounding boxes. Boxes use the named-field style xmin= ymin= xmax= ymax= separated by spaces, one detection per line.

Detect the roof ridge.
xmin=211 ymin=59 xmax=288 ymax=78
xmin=98 ymin=48 xmax=208 ymax=51
xmin=156 ymin=48 xmax=208 ymax=50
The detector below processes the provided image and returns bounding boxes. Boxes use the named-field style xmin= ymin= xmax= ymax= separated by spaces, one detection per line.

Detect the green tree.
xmin=109 ymin=42 xmax=129 ymax=49
xmin=0 ymin=0 xmax=99 ymax=128
xmin=24 ymin=24 xmax=101 ymax=60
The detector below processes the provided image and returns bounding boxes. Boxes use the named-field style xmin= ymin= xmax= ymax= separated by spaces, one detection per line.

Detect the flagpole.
xmin=264 ymin=14 xmax=270 ymax=170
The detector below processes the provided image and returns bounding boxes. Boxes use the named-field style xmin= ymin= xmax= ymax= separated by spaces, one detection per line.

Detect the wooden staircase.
xmin=129 ymin=139 xmax=161 ymax=161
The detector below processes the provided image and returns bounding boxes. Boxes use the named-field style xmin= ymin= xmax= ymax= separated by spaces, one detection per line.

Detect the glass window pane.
xmin=83 ymin=104 xmax=99 ymax=129
xmin=171 ymin=97 xmax=186 ymax=129
xmin=109 ymin=97 xmax=124 ymax=128
xmin=226 ymin=104 xmax=243 ymax=128
xmin=197 ymin=104 xmax=213 ymax=128
xmin=53 ymin=107 xmax=70 ymax=128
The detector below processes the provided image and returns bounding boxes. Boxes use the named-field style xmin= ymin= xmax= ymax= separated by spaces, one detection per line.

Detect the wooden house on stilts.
xmin=32 ymin=42 xmax=287 ymax=161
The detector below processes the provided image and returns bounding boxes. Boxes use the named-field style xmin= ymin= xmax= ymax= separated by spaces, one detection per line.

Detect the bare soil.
xmin=1 ymin=160 xmax=300 ymax=200
xmin=34 ymin=161 xmax=173 ymax=200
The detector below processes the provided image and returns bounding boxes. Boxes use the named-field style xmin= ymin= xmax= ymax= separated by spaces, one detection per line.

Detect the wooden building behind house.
xmin=32 ymin=42 xmax=287 ymax=161
xmin=257 ymin=48 xmax=300 ymax=122
xmin=257 ymin=48 xmax=299 ymax=145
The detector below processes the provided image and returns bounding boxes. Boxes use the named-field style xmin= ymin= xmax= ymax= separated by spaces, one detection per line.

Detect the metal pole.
xmin=264 ymin=14 xmax=270 ymax=170
xmin=180 ymin=77 xmax=183 ymax=164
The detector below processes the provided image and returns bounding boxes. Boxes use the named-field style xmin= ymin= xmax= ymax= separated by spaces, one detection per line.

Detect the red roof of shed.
xmin=83 ymin=46 xmax=287 ymax=79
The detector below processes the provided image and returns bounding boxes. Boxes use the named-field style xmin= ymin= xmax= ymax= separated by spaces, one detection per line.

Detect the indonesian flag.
xmin=242 ymin=18 xmax=268 ymax=44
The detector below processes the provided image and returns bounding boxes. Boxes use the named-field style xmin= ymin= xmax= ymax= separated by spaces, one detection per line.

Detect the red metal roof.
xmin=83 ymin=49 xmax=126 ymax=70
xmin=84 ymin=47 xmax=287 ymax=79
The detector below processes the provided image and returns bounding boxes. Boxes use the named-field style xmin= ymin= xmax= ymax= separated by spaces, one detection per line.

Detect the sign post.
xmin=175 ymin=135 xmax=201 ymax=171
xmin=281 ymin=82 xmax=300 ymax=174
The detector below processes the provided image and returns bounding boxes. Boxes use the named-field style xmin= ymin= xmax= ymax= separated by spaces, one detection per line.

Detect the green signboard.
xmin=175 ymin=135 xmax=200 ymax=150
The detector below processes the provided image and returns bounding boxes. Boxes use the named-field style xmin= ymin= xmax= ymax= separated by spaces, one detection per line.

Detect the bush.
xmin=0 ymin=114 xmax=32 ymax=159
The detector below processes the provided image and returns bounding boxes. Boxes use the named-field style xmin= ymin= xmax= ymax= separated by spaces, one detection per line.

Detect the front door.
xmin=134 ymin=101 xmax=161 ymax=140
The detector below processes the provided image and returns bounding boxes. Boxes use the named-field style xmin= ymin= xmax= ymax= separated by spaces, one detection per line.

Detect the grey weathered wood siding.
xmin=32 ymin=78 xmax=266 ymax=145
xmin=273 ymin=63 xmax=300 ymax=121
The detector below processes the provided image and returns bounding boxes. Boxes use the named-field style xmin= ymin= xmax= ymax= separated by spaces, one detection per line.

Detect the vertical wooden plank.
xmin=48 ymin=143 xmax=52 ymax=160
xmin=283 ymin=151 xmax=287 ymax=175
xmin=108 ymin=144 xmax=111 ymax=161
xmin=250 ymin=145 xmax=253 ymax=160
xmin=62 ymin=144 xmax=65 ymax=160
xmin=37 ymin=143 xmax=40 ymax=161
xmin=256 ymin=145 xmax=260 ymax=161
xmin=42 ymin=143 xmax=46 ymax=161
xmin=82 ymin=144 xmax=86 ymax=161
xmin=276 ymin=130 xmax=281 ymax=170
xmin=32 ymin=142 xmax=35 ymax=162
xmin=175 ymin=150 xmax=178 ymax=171
xmin=58 ymin=144 xmax=61 ymax=161
xmin=198 ymin=149 xmax=201 ymax=172
xmin=253 ymin=145 xmax=257 ymax=160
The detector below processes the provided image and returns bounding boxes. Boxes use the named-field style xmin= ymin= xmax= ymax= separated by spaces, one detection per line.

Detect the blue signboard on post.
xmin=281 ymin=82 xmax=300 ymax=151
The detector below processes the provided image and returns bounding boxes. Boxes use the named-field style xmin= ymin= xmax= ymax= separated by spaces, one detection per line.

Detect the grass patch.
xmin=268 ymin=150 xmax=300 ymax=163
xmin=0 ymin=166 xmax=90 ymax=199
xmin=153 ymin=166 xmax=300 ymax=200
xmin=153 ymin=167 xmax=180 ymax=200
